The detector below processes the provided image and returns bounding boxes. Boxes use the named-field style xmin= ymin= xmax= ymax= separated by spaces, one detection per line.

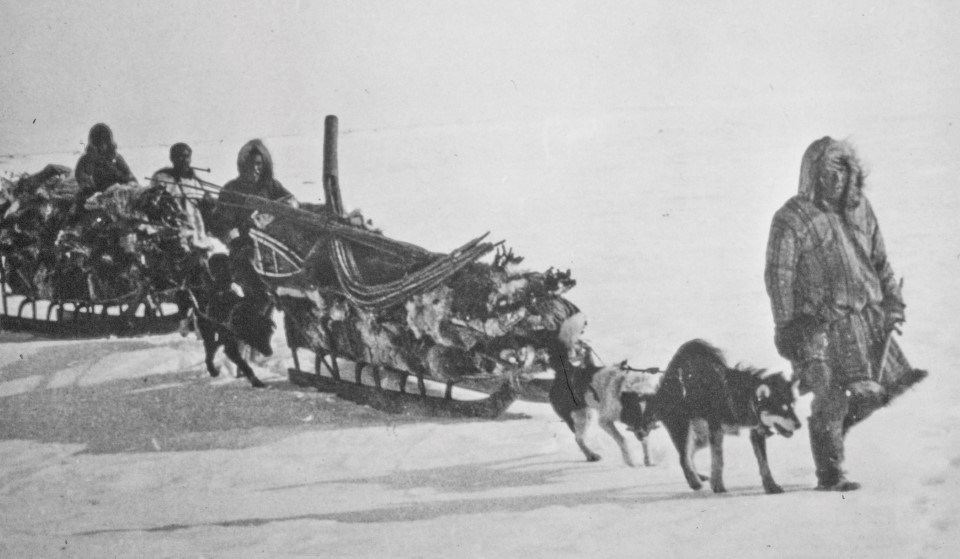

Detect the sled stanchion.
xmin=291 ymin=347 xmax=302 ymax=372
xmin=328 ymin=352 xmax=341 ymax=380
xmin=0 ymin=260 xmax=7 ymax=316
xmin=17 ymin=298 xmax=32 ymax=319
xmin=372 ymin=365 xmax=382 ymax=389
xmin=314 ymin=350 xmax=336 ymax=380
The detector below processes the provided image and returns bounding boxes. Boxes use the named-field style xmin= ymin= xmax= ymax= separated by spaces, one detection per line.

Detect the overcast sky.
xmin=1 ymin=0 xmax=958 ymax=153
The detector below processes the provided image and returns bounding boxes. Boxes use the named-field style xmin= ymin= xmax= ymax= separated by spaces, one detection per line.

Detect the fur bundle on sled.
xmin=1 ymin=171 xmax=200 ymax=302
xmin=260 ymin=205 xmax=582 ymax=386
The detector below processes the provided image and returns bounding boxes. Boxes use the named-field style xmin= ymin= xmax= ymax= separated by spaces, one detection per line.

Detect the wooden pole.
xmin=323 ymin=115 xmax=344 ymax=216
xmin=877 ymin=277 xmax=905 ymax=384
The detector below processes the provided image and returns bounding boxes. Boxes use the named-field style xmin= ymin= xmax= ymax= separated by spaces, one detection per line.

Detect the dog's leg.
xmin=224 ymin=339 xmax=266 ymax=388
xmin=639 ymin=435 xmax=653 ymax=467
xmin=708 ymin=422 xmax=726 ymax=493
xmin=688 ymin=420 xmax=710 ymax=481
xmin=599 ymin=419 xmax=637 ymax=467
xmin=573 ymin=408 xmax=601 ymax=462
xmin=750 ymin=428 xmax=783 ymax=494
xmin=663 ymin=417 xmax=703 ymax=490
xmin=199 ymin=321 xmax=221 ymax=378
xmin=238 ymin=345 xmax=253 ymax=377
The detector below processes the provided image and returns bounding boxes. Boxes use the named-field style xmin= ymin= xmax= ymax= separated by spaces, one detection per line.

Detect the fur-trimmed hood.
xmin=797 ymin=136 xmax=865 ymax=205
xmin=797 ymin=136 xmax=832 ymax=200
xmin=85 ymin=123 xmax=115 ymax=154
xmin=236 ymin=139 xmax=274 ymax=183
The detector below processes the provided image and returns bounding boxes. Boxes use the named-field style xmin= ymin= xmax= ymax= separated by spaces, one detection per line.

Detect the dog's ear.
xmin=756 ymin=384 xmax=771 ymax=400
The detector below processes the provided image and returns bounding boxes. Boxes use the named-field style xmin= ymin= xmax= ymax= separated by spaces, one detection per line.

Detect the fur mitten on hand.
xmin=775 ymin=314 xmax=823 ymax=361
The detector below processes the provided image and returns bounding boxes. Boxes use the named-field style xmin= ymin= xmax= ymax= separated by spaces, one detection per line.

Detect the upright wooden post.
xmin=323 ymin=115 xmax=344 ymax=216
xmin=0 ymin=256 xmax=8 ymax=316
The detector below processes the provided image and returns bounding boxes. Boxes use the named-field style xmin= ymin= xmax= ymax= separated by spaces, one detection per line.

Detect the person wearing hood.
xmin=75 ymin=123 xmax=138 ymax=198
xmin=150 ymin=142 xmax=215 ymax=252
xmin=211 ymin=139 xmax=298 ymax=303
xmin=211 ymin=139 xmax=297 ymax=243
xmin=764 ymin=137 xmax=927 ymax=492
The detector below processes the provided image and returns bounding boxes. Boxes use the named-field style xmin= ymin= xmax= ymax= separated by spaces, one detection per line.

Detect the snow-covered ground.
xmin=3 ymin=2 xmax=960 ymax=557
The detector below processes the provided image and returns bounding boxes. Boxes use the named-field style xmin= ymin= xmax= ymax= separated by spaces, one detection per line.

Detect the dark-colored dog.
xmin=190 ymin=253 xmax=276 ymax=388
xmin=645 ymin=339 xmax=801 ymax=494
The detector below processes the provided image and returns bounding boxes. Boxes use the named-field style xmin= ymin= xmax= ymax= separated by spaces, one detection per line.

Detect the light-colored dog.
xmin=551 ymin=364 xmax=663 ymax=467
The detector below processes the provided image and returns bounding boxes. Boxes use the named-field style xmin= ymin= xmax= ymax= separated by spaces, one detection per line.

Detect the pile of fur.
xmin=0 ymin=171 xmax=199 ymax=302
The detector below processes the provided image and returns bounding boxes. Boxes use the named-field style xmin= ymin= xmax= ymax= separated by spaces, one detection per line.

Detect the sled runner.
xmin=286 ymin=347 xmax=519 ymax=419
xmin=0 ymin=257 xmax=183 ymax=338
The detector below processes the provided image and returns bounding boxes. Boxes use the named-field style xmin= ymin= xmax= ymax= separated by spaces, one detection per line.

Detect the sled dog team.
xmin=72 ymin=124 xmax=926 ymax=494
xmin=548 ymin=334 xmax=801 ymax=495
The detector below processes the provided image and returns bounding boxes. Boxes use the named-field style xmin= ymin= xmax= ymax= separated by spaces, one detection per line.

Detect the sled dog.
xmin=191 ymin=254 xmax=276 ymax=388
xmin=550 ymin=361 xmax=662 ymax=467
xmin=646 ymin=339 xmax=801 ymax=494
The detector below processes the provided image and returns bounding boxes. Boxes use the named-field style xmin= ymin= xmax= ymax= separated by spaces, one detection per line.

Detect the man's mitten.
xmin=775 ymin=314 xmax=823 ymax=362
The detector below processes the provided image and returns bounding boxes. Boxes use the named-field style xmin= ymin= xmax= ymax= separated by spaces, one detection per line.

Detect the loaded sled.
xmin=247 ymin=116 xmax=578 ymax=418
xmin=0 ymin=168 xmax=198 ymax=338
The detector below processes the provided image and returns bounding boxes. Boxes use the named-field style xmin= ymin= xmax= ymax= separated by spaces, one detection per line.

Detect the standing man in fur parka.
xmin=764 ymin=136 xmax=927 ymax=491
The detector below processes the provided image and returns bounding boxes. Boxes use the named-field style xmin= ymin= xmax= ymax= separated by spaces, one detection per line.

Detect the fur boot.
xmin=809 ymin=416 xmax=860 ymax=491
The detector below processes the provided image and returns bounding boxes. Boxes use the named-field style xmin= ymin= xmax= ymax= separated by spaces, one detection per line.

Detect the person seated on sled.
xmin=150 ymin=142 xmax=216 ymax=252
xmin=765 ymin=136 xmax=927 ymax=492
xmin=210 ymin=139 xmax=298 ymax=303
xmin=75 ymin=123 xmax=138 ymax=200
